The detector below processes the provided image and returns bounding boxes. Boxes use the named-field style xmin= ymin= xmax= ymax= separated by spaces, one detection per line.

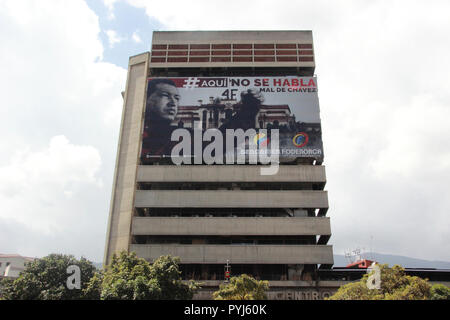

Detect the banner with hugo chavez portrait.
xmin=140 ymin=76 xmax=324 ymax=164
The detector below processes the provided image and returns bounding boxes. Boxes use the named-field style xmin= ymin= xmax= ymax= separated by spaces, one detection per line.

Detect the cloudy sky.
xmin=1 ymin=0 xmax=449 ymax=264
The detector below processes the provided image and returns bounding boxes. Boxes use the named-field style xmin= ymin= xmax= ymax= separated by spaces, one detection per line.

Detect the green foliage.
xmin=148 ymin=253 xmax=200 ymax=299
xmin=430 ymin=284 xmax=450 ymax=300
xmin=325 ymin=281 xmax=370 ymax=300
xmin=86 ymin=251 xmax=200 ymax=300
xmin=213 ymin=274 xmax=269 ymax=300
xmin=0 ymin=254 xmax=96 ymax=300
xmin=81 ymin=271 xmax=103 ymax=300
xmin=327 ymin=264 xmax=432 ymax=300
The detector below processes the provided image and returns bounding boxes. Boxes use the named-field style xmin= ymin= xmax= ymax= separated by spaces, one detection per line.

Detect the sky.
xmin=0 ymin=0 xmax=449 ymax=263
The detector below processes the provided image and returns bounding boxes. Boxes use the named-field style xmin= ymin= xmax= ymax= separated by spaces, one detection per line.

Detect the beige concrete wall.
xmin=130 ymin=244 xmax=334 ymax=264
xmin=193 ymin=279 xmax=348 ymax=300
xmin=151 ymin=31 xmax=315 ymax=68
xmin=103 ymin=53 xmax=149 ymax=265
xmin=137 ymin=165 xmax=326 ymax=183
xmin=194 ymin=288 xmax=339 ymax=300
xmin=153 ymin=31 xmax=313 ymax=44
xmin=193 ymin=279 xmax=347 ymax=300
xmin=134 ymin=190 xmax=328 ymax=208
xmin=0 ymin=256 xmax=34 ymax=278
xmin=131 ymin=217 xmax=331 ymax=236
xmin=193 ymin=279 xmax=349 ymax=288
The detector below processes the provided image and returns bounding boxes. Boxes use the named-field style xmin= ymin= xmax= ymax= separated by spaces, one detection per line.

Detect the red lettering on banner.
xmin=272 ymin=78 xmax=316 ymax=87
xmin=148 ymin=77 xmax=316 ymax=89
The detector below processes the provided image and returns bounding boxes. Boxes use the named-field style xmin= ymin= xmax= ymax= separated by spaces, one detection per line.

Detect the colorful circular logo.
xmin=293 ymin=132 xmax=309 ymax=148
xmin=254 ymin=133 xmax=269 ymax=147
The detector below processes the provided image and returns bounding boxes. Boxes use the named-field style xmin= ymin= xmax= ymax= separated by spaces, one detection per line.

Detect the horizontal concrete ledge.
xmin=195 ymin=280 xmax=349 ymax=288
xmin=130 ymin=244 xmax=334 ymax=264
xmin=152 ymin=30 xmax=313 ymax=43
xmin=132 ymin=217 xmax=331 ymax=236
xmin=134 ymin=190 xmax=328 ymax=208
xmin=149 ymin=62 xmax=315 ymax=68
xmin=137 ymin=165 xmax=326 ymax=183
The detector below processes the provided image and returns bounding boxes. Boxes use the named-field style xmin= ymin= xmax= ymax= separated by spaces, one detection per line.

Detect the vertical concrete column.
xmin=103 ymin=53 xmax=149 ymax=265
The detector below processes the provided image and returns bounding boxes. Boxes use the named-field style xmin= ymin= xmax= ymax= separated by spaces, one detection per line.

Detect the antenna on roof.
xmin=370 ymin=235 xmax=374 ymax=260
xmin=345 ymin=247 xmax=366 ymax=264
xmin=344 ymin=249 xmax=354 ymax=264
xmin=352 ymin=248 xmax=361 ymax=261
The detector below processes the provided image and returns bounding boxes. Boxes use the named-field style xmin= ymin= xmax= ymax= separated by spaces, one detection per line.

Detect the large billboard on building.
xmin=141 ymin=76 xmax=323 ymax=164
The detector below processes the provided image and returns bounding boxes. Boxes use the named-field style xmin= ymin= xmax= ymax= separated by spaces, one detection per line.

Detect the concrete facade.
xmin=150 ymin=31 xmax=315 ymax=69
xmin=134 ymin=190 xmax=328 ymax=208
xmin=130 ymin=244 xmax=333 ymax=264
xmin=193 ymin=280 xmax=349 ymax=300
xmin=131 ymin=217 xmax=331 ymax=236
xmin=104 ymin=31 xmax=334 ymax=299
xmin=137 ymin=164 xmax=326 ymax=183
xmin=103 ymin=53 xmax=150 ymax=263
xmin=0 ymin=254 xmax=35 ymax=279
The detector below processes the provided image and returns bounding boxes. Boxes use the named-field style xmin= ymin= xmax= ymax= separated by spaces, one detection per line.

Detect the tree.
xmin=430 ymin=284 xmax=450 ymax=300
xmin=86 ymin=251 xmax=200 ymax=300
xmin=148 ymin=253 xmax=200 ymax=300
xmin=327 ymin=264 xmax=432 ymax=300
xmin=81 ymin=270 xmax=103 ymax=300
xmin=0 ymin=254 xmax=97 ymax=300
xmin=213 ymin=274 xmax=269 ymax=300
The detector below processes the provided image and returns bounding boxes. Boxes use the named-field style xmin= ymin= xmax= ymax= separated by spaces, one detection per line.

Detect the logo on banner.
xmin=293 ymin=132 xmax=309 ymax=148
xmin=254 ymin=133 xmax=269 ymax=147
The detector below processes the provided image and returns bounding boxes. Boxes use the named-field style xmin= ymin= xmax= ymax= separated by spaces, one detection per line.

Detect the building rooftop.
xmin=149 ymin=30 xmax=315 ymax=73
xmin=0 ymin=253 xmax=35 ymax=260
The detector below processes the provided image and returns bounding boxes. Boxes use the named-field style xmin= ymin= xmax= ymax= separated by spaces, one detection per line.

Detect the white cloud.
xmin=132 ymin=30 xmax=142 ymax=43
xmin=0 ymin=135 xmax=106 ymax=259
xmin=0 ymin=135 xmax=102 ymax=232
xmin=126 ymin=0 xmax=356 ymax=31
xmin=105 ymin=29 xmax=124 ymax=48
xmin=103 ymin=0 xmax=118 ymax=20
xmin=368 ymin=94 xmax=450 ymax=178
xmin=0 ymin=0 xmax=127 ymax=260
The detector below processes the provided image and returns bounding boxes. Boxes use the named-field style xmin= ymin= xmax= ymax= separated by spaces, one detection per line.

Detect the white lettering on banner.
xmin=282 ymin=149 xmax=322 ymax=155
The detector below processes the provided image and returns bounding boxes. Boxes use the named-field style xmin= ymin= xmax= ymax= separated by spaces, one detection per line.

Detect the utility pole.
xmin=224 ymin=259 xmax=231 ymax=283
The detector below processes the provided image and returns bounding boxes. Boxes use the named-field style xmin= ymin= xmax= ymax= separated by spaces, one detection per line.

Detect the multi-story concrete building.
xmin=104 ymin=31 xmax=336 ymax=299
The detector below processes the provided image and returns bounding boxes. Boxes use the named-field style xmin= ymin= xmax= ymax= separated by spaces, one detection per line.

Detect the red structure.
xmin=346 ymin=259 xmax=375 ymax=269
